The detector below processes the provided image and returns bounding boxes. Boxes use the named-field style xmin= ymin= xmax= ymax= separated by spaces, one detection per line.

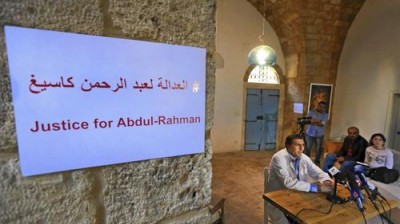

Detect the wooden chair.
xmin=209 ymin=198 xmax=225 ymax=224
xmin=325 ymin=141 xmax=343 ymax=154
xmin=264 ymin=168 xmax=270 ymax=224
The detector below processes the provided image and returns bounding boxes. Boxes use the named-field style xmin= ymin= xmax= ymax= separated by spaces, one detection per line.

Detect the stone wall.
xmin=247 ymin=0 xmax=365 ymax=140
xmin=0 ymin=0 xmax=216 ymax=223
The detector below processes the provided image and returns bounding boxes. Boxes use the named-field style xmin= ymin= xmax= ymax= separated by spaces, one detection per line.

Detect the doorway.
xmin=244 ymin=89 xmax=279 ymax=150
xmin=242 ymin=83 xmax=284 ymax=151
xmin=386 ymin=91 xmax=400 ymax=151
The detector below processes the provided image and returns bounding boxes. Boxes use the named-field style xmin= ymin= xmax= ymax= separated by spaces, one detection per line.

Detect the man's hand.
xmin=322 ymin=180 xmax=334 ymax=187
xmin=318 ymin=180 xmax=334 ymax=193
xmin=336 ymin=156 xmax=344 ymax=162
xmin=311 ymin=119 xmax=324 ymax=127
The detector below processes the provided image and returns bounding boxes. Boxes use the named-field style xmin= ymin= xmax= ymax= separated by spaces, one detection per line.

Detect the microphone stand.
xmin=326 ymin=177 xmax=346 ymax=204
xmin=356 ymin=172 xmax=394 ymax=224
xmin=365 ymin=189 xmax=394 ymax=224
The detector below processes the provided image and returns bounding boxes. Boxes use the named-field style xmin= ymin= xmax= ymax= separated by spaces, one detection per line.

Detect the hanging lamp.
xmin=247 ymin=0 xmax=276 ymax=67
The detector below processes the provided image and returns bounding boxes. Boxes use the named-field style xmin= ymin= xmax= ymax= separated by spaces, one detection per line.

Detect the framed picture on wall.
xmin=308 ymin=83 xmax=333 ymax=118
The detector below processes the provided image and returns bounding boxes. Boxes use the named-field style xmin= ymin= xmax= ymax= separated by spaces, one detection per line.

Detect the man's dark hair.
xmin=285 ymin=134 xmax=304 ymax=147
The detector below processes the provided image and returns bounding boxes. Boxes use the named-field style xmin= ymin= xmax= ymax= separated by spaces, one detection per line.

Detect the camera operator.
xmin=304 ymin=101 xmax=328 ymax=166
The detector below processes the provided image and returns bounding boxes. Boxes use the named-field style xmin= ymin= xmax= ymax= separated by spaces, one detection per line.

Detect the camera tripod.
xmin=298 ymin=123 xmax=306 ymax=138
xmin=297 ymin=123 xmax=308 ymax=152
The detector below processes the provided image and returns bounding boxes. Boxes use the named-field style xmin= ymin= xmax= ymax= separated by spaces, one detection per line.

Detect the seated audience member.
xmin=322 ymin=127 xmax=368 ymax=173
xmin=266 ymin=134 xmax=333 ymax=224
xmin=355 ymin=133 xmax=394 ymax=173
xmin=353 ymin=133 xmax=395 ymax=197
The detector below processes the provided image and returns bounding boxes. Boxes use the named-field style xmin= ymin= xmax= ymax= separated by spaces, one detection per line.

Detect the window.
xmin=248 ymin=65 xmax=280 ymax=84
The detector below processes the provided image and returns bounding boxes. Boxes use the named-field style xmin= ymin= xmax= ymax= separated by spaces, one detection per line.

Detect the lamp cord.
xmin=259 ymin=0 xmax=266 ymax=43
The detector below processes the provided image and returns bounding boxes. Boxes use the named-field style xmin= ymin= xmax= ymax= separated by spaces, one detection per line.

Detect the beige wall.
xmin=213 ymin=0 xmax=400 ymax=153
xmin=333 ymin=0 xmax=400 ymax=144
xmin=212 ymin=0 xmax=285 ymax=153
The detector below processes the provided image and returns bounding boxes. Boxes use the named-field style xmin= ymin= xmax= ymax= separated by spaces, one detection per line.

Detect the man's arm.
xmin=310 ymin=119 xmax=324 ymax=127
xmin=386 ymin=150 xmax=394 ymax=169
xmin=307 ymin=159 xmax=333 ymax=183
xmin=306 ymin=160 xmax=333 ymax=193
xmin=337 ymin=137 xmax=349 ymax=158
xmin=312 ymin=113 xmax=328 ymax=127
xmin=352 ymin=139 xmax=368 ymax=161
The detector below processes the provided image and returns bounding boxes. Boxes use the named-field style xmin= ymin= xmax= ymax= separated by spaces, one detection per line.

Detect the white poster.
xmin=5 ymin=26 xmax=206 ymax=176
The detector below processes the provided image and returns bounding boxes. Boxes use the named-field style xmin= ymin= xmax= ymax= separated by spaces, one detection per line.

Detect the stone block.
xmin=0 ymin=154 xmax=97 ymax=223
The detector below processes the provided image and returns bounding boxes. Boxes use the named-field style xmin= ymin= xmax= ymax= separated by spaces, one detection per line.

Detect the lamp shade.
xmin=247 ymin=45 xmax=276 ymax=66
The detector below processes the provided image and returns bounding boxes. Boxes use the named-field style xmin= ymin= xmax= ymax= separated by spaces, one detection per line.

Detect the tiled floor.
xmin=211 ymin=150 xmax=400 ymax=224
xmin=211 ymin=150 xmax=274 ymax=224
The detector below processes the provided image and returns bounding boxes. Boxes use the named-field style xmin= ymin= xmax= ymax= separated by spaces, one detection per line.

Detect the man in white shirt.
xmin=265 ymin=134 xmax=333 ymax=223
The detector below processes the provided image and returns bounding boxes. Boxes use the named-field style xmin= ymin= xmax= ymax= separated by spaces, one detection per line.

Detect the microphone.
xmin=328 ymin=166 xmax=346 ymax=183
xmin=354 ymin=165 xmax=376 ymax=190
xmin=328 ymin=167 xmax=365 ymax=210
xmin=326 ymin=166 xmax=347 ymax=203
xmin=353 ymin=166 xmax=379 ymax=200
xmin=346 ymin=171 xmax=365 ymax=211
xmin=352 ymin=167 xmax=394 ymax=222
xmin=328 ymin=166 xmax=340 ymax=177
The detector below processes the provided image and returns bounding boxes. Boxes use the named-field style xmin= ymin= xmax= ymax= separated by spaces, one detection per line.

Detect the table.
xmin=263 ymin=184 xmax=399 ymax=224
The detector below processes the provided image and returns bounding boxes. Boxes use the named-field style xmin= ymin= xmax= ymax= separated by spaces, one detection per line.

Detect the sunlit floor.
xmin=211 ymin=150 xmax=400 ymax=224
xmin=211 ymin=150 xmax=274 ymax=224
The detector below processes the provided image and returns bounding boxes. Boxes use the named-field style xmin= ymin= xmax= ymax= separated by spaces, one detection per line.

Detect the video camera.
xmin=297 ymin=116 xmax=312 ymax=126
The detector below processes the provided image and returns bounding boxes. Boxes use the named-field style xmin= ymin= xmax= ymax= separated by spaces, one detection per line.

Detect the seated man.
xmin=322 ymin=126 xmax=368 ymax=173
xmin=266 ymin=134 xmax=333 ymax=224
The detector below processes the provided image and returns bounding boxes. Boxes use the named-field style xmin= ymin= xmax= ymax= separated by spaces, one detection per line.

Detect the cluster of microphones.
xmin=327 ymin=165 xmax=374 ymax=211
xmin=327 ymin=164 xmax=394 ymax=223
